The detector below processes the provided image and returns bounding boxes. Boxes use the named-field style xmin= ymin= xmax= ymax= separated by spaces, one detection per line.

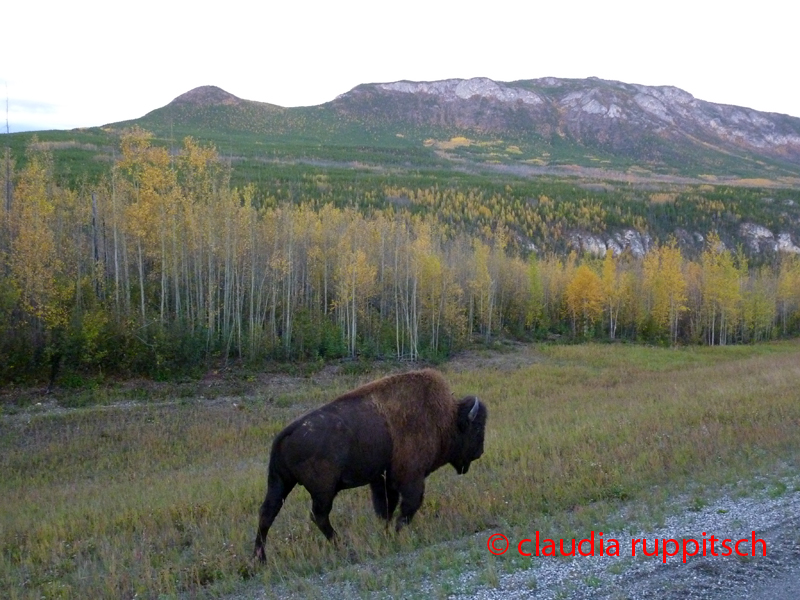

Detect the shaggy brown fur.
xmin=336 ymin=369 xmax=457 ymax=483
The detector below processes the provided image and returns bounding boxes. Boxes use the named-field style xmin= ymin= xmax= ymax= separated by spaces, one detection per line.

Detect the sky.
xmin=3 ymin=0 xmax=799 ymax=132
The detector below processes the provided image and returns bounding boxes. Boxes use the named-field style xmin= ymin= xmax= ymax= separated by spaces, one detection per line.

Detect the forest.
xmin=2 ymin=128 xmax=800 ymax=385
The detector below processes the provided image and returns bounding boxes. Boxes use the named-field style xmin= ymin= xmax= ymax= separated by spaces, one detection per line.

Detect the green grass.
xmin=1 ymin=341 xmax=800 ymax=598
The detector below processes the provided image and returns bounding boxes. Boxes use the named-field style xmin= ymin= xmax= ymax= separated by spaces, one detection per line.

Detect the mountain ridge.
xmin=109 ymin=76 xmax=800 ymax=180
xmin=160 ymin=78 xmax=800 ymax=121
xmin=328 ymin=76 xmax=800 ymax=163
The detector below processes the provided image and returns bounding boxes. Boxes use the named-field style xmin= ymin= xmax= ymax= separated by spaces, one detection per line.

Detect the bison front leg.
xmin=395 ymin=479 xmax=425 ymax=532
xmin=370 ymin=478 xmax=400 ymax=523
xmin=254 ymin=473 xmax=296 ymax=563
xmin=310 ymin=493 xmax=338 ymax=542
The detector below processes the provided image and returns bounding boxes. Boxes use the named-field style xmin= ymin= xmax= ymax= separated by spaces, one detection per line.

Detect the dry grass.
xmin=649 ymin=192 xmax=677 ymax=204
xmin=2 ymin=342 xmax=800 ymax=598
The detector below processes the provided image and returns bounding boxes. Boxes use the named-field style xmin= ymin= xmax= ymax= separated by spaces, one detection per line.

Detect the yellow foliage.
xmin=8 ymin=146 xmax=69 ymax=329
xmin=642 ymin=242 xmax=687 ymax=343
xmin=426 ymin=137 xmax=474 ymax=150
xmin=566 ymin=265 xmax=604 ymax=336
xmin=649 ymin=193 xmax=677 ymax=204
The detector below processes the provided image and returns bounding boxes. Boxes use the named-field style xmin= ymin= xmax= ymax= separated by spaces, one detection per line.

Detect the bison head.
xmin=450 ymin=396 xmax=487 ymax=474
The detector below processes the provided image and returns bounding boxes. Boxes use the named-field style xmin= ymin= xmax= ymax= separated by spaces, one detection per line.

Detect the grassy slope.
xmin=2 ymin=342 xmax=799 ymax=598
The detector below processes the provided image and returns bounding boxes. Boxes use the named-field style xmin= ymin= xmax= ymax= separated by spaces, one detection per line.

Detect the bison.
xmin=253 ymin=368 xmax=487 ymax=562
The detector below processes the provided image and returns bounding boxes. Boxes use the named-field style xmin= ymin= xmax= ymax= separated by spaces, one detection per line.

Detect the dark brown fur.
xmin=253 ymin=369 xmax=487 ymax=562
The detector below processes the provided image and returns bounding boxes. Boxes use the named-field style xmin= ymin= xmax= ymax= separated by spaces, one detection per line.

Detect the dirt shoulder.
xmin=450 ymin=475 xmax=800 ymax=600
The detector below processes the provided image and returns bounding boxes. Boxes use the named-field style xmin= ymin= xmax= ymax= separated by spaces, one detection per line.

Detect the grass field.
xmin=2 ymin=342 xmax=800 ymax=599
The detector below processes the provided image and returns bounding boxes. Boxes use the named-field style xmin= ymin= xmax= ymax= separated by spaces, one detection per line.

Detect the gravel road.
xmin=451 ymin=476 xmax=800 ymax=600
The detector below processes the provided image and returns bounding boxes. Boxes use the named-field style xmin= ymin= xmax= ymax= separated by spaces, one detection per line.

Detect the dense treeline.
xmin=8 ymin=129 xmax=800 ymax=255
xmin=224 ymin=170 xmax=800 ymax=257
xmin=2 ymin=129 xmax=800 ymax=384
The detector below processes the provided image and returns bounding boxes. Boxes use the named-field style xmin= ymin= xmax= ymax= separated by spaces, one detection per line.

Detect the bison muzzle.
xmin=253 ymin=368 xmax=487 ymax=562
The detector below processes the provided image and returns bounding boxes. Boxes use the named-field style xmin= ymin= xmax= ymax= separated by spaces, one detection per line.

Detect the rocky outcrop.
xmin=569 ymin=225 xmax=800 ymax=258
xmin=739 ymin=223 xmax=800 ymax=254
xmin=777 ymin=233 xmax=800 ymax=254
xmin=740 ymin=223 xmax=779 ymax=253
xmin=333 ymin=77 xmax=800 ymax=164
xmin=377 ymin=78 xmax=544 ymax=106
xmin=568 ymin=229 xmax=653 ymax=258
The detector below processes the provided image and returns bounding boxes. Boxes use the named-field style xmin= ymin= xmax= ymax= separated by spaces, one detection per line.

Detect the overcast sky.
xmin=3 ymin=0 xmax=798 ymax=132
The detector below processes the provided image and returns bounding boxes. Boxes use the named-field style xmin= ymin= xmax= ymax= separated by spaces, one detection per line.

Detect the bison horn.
xmin=468 ymin=397 xmax=480 ymax=422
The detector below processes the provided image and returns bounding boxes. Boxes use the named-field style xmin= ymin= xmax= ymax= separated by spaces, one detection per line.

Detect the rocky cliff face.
xmin=333 ymin=77 xmax=800 ymax=165
xmin=376 ymin=78 xmax=545 ymax=106
xmin=740 ymin=223 xmax=800 ymax=255
xmin=569 ymin=225 xmax=800 ymax=258
xmin=568 ymin=229 xmax=654 ymax=258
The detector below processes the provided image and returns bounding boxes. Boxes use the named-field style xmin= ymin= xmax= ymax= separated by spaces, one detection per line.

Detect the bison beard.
xmin=253 ymin=369 xmax=487 ymax=562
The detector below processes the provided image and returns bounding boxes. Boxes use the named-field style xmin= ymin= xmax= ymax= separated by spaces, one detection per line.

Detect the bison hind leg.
xmin=254 ymin=473 xmax=296 ymax=563
xmin=370 ymin=478 xmax=399 ymax=523
xmin=310 ymin=492 xmax=338 ymax=542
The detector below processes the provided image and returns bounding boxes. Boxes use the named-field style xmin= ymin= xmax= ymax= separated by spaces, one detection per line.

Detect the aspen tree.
xmin=777 ymin=254 xmax=800 ymax=336
xmin=615 ymin=266 xmax=640 ymax=339
xmin=117 ymin=128 xmax=176 ymax=327
xmin=494 ymin=254 xmax=531 ymax=335
xmin=336 ymin=241 xmax=376 ymax=357
xmin=525 ymin=254 xmax=545 ymax=331
xmin=683 ymin=260 xmax=704 ymax=343
xmin=1 ymin=147 xmax=13 ymax=265
xmin=742 ymin=266 xmax=776 ymax=342
xmin=413 ymin=222 xmax=443 ymax=352
xmin=700 ymin=234 xmax=742 ymax=345
xmin=392 ymin=219 xmax=418 ymax=359
xmin=539 ymin=253 xmax=575 ymax=330
xmin=566 ymin=264 xmax=604 ymax=338
xmin=601 ymin=249 xmax=621 ymax=339
xmin=9 ymin=144 xmax=66 ymax=331
xmin=469 ymin=239 xmax=494 ymax=341
xmin=642 ymin=242 xmax=687 ymax=344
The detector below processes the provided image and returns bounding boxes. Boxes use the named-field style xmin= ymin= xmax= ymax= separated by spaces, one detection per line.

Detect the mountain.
xmin=103 ymin=78 xmax=800 ymax=179
xmin=170 ymin=86 xmax=245 ymax=107
xmin=328 ymin=77 xmax=800 ymax=174
xmin=111 ymin=85 xmax=288 ymax=135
